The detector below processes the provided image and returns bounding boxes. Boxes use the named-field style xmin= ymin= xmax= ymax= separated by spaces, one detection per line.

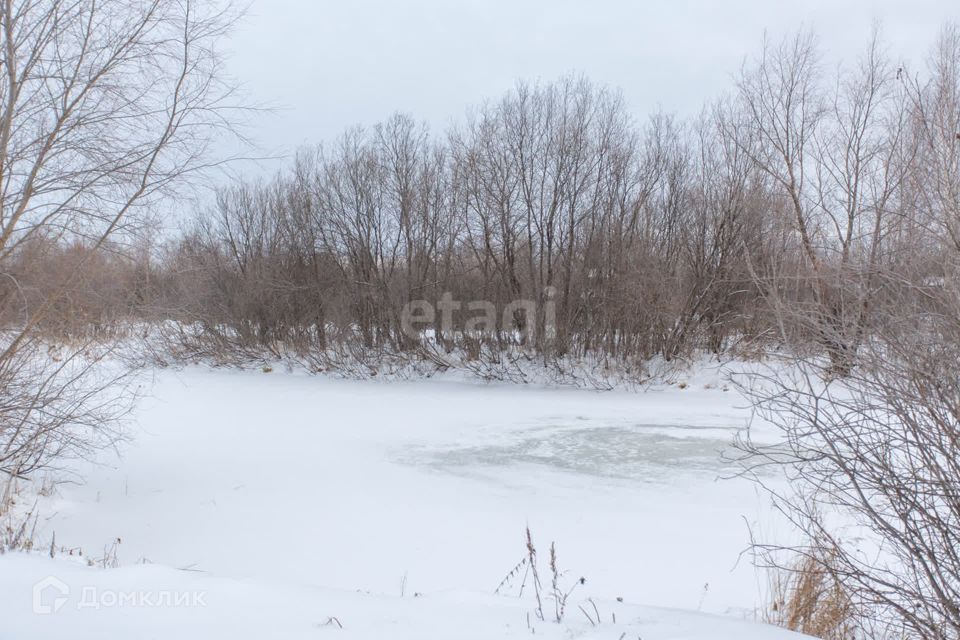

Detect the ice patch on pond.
xmin=397 ymin=423 xmax=741 ymax=483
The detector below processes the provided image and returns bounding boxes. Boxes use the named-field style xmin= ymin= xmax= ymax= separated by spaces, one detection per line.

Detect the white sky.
xmin=223 ymin=0 xmax=958 ymax=167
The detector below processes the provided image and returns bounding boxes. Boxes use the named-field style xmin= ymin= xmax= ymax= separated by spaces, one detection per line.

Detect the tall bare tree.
xmin=731 ymin=28 xmax=910 ymax=373
xmin=0 ymin=0 xmax=239 ymax=485
xmin=737 ymin=25 xmax=960 ymax=640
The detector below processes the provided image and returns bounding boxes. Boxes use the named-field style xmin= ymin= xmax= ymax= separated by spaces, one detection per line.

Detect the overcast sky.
xmin=223 ymin=0 xmax=958 ymax=167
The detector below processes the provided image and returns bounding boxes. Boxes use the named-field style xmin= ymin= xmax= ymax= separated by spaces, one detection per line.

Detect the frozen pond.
xmin=35 ymin=366 xmax=778 ymax=618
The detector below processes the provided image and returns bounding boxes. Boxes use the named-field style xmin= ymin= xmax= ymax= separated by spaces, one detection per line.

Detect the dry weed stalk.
xmin=497 ymin=527 xmax=587 ymax=625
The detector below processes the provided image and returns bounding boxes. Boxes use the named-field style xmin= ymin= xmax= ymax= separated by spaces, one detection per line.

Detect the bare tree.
xmin=0 ymin=0 xmax=240 ymax=487
xmin=736 ymin=25 xmax=960 ymax=640
xmin=730 ymin=28 xmax=910 ymax=373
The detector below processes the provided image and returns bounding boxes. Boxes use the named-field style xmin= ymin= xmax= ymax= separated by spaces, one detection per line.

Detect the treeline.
xmin=6 ymin=28 xmax=957 ymax=378
xmin=168 ymin=81 xmax=778 ymax=363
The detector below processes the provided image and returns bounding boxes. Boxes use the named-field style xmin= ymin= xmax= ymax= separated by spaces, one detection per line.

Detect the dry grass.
xmin=0 ymin=503 xmax=39 ymax=554
xmin=766 ymin=548 xmax=858 ymax=640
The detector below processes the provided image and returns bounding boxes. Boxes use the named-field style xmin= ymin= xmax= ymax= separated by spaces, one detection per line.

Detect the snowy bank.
xmin=1 ymin=553 xmax=811 ymax=640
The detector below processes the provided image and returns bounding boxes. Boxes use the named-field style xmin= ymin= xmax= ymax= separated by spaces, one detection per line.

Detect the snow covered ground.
xmin=1 ymin=363 xmax=806 ymax=639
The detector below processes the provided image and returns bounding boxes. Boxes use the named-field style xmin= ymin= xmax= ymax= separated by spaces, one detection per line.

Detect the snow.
xmin=0 ymin=363 xmax=806 ymax=639
xmin=1 ymin=554 xmax=807 ymax=639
